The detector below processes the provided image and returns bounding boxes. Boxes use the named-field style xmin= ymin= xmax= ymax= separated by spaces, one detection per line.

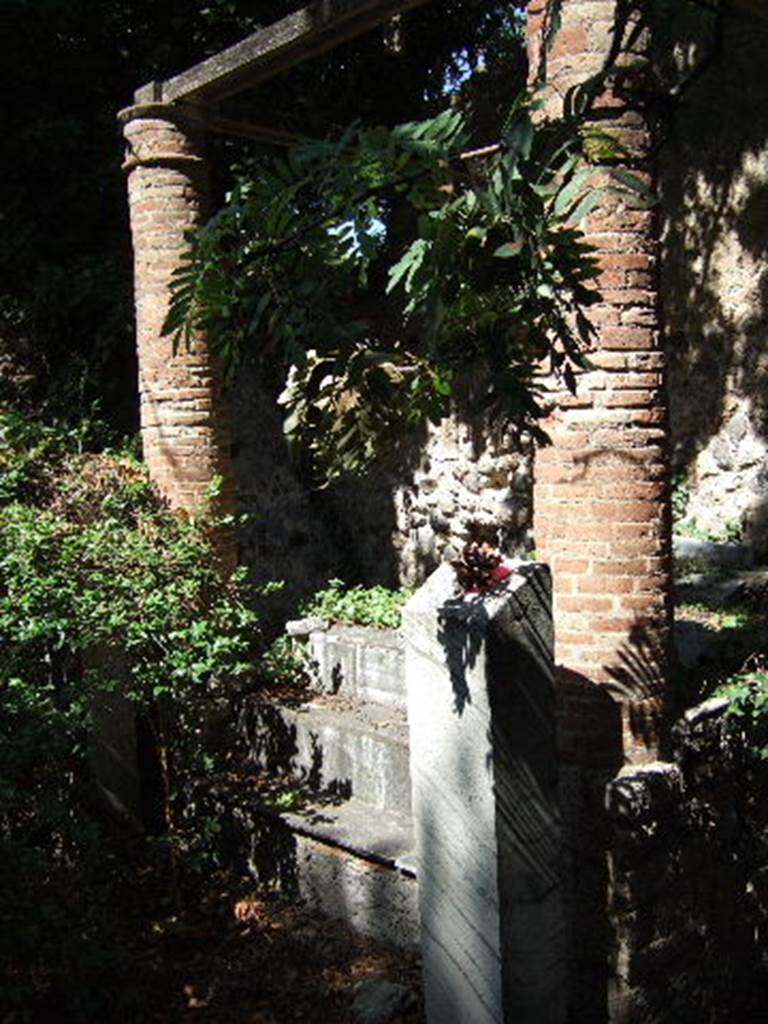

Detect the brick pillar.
xmin=527 ymin=2 xmax=672 ymax=763
xmin=118 ymin=103 xmax=236 ymax=558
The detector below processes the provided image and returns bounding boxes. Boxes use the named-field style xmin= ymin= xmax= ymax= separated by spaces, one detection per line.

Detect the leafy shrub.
xmin=300 ymin=578 xmax=413 ymax=629
xmin=675 ymin=517 xmax=744 ymax=544
xmin=259 ymin=634 xmax=312 ymax=686
xmin=0 ymin=414 xmax=271 ymax=1014
xmin=0 ymin=414 xmax=264 ymax=848
xmin=716 ymin=669 xmax=768 ymax=760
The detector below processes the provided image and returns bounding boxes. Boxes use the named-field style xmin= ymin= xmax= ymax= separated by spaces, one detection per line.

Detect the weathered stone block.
xmin=242 ymin=697 xmax=412 ymax=815
xmin=403 ymin=561 xmax=565 ymax=1024
xmin=219 ymin=797 xmax=419 ymax=951
xmin=605 ymin=762 xmax=683 ymax=852
xmin=308 ymin=625 xmax=406 ymax=707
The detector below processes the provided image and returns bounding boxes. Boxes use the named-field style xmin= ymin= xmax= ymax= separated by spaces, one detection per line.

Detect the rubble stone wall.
xmin=228 ymin=392 xmax=532 ymax=614
xmin=604 ymin=699 xmax=768 ymax=1022
xmin=661 ymin=8 xmax=768 ymax=552
xmin=324 ymin=419 xmax=532 ymax=588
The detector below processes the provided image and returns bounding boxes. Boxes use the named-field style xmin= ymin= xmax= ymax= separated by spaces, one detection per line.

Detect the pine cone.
xmin=452 ymin=541 xmax=504 ymax=592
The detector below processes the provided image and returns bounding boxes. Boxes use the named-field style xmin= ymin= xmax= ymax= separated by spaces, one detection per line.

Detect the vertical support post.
xmin=403 ymin=562 xmax=565 ymax=1024
xmin=527 ymin=1 xmax=672 ymax=763
xmin=118 ymin=102 xmax=236 ymax=564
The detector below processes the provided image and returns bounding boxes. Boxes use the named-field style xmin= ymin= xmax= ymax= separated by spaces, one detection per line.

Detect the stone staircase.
xmin=218 ymin=563 xmax=568 ymax=1024
xmin=228 ymin=556 xmax=768 ymax=954
xmin=236 ymin=623 xmax=419 ymax=950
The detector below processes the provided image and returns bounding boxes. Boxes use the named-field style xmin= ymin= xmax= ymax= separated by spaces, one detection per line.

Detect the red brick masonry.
xmin=119 ymin=103 xmax=235 ymax=527
xmin=527 ymin=1 xmax=673 ymax=763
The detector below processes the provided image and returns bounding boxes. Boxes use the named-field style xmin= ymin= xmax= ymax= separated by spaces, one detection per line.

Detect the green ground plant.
xmin=259 ymin=634 xmax=313 ymax=686
xmin=300 ymin=579 xmax=414 ymax=629
xmin=676 ymin=602 xmax=756 ymax=631
xmin=671 ymin=473 xmax=692 ymax=523
xmin=675 ymin=517 xmax=745 ymax=544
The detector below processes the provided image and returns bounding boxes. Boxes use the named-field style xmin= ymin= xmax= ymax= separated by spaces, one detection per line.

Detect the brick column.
xmin=118 ymin=103 xmax=236 ymax=553
xmin=527 ymin=2 xmax=672 ymax=763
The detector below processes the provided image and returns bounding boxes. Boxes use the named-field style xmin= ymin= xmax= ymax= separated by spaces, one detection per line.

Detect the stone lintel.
xmin=135 ymin=0 xmax=432 ymax=105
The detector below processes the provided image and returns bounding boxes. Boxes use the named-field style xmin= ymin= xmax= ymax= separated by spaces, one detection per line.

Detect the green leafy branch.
xmin=164 ymin=90 xmax=650 ymax=483
xmin=0 ymin=418 xmax=265 ymax=858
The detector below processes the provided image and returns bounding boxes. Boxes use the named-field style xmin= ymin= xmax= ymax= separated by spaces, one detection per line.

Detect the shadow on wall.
xmin=318 ymin=421 xmax=428 ymax=589
xmin=436 ymin=594 xmax=488 ymax=715
xmin=550 ymin=668 xmax=621 ymax=1022
xmin=229 ymin=354 xmax=428 ymax=600
xmin=659 ymin=5 xmax=768 ymax=550
xmin=554 ymin=621 xmax=680 ymax=1023
xmin=603 ymin=620 xmax=676 ymax=759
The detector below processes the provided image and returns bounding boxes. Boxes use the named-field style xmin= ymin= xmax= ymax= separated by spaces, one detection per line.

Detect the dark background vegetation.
xmin=0 ymin=0 xmax=523 ymax=436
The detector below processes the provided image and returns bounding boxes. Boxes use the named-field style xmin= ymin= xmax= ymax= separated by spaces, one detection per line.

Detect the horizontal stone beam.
xmin=135 ymin=0 xmax=431 ymax=105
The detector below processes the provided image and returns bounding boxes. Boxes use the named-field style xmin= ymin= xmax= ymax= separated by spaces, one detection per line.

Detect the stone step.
xmin=221 ymin=794 xmax=419 ymax=951
xmin=306 ymin=625 xmax=407 ymax=707
xmin=240 ymin=693 xmax=412 ymax=817
xmin=283 ymin=797 xmax=417 ymax=876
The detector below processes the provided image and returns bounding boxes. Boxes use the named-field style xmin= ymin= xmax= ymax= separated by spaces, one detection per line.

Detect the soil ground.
xmin=1 ymin=840 xmax=423 ymax=1024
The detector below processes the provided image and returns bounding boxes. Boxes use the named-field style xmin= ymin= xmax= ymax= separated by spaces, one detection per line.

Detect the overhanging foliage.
xmin=160 ymin=0 xmax=729 ymax=489
xmin=166 ymin=88 xmax=649 ymax=482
